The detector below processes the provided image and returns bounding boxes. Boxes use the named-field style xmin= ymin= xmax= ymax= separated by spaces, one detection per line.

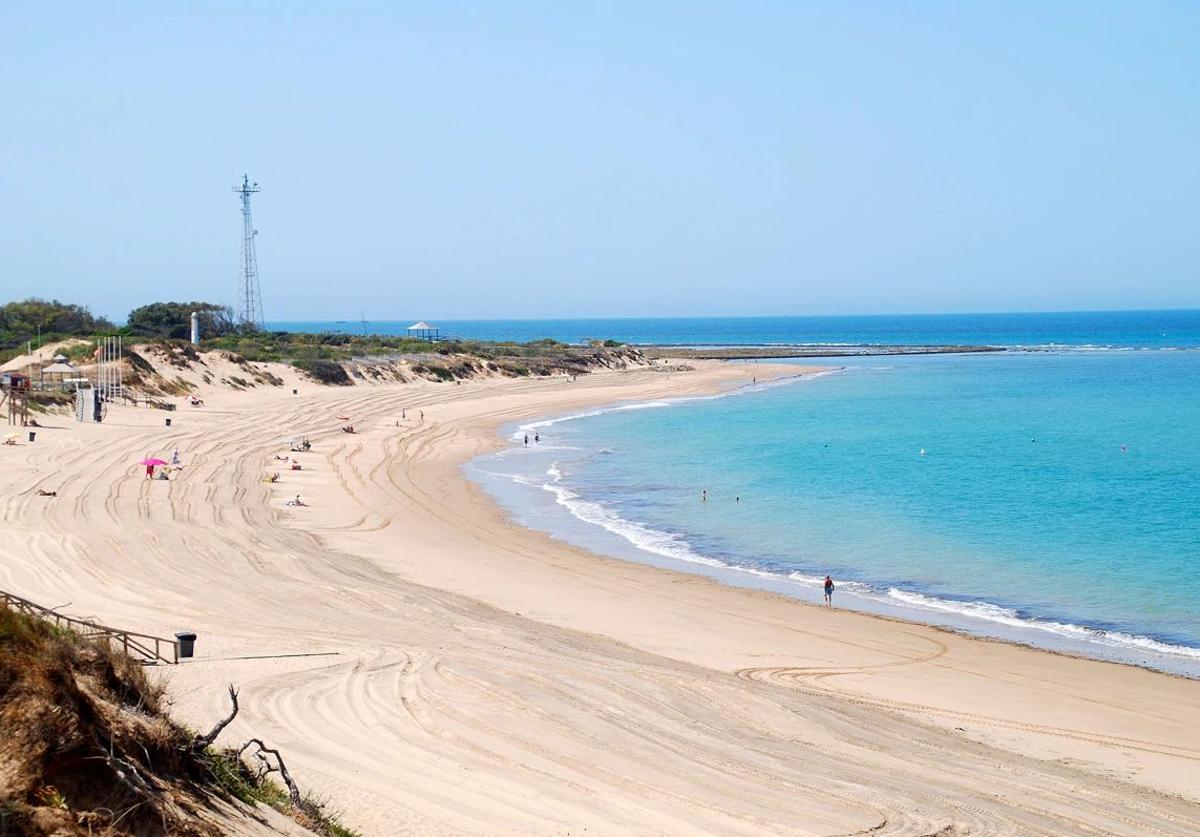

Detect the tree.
xmin=0 ymin=298 xmax=114 ymax=341
xmin=126 ymin=302 xmax=238 ymax=340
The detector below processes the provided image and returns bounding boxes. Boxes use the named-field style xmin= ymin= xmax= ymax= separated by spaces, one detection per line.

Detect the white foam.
xmin=539 ymin=481 xmax=728 ymax=570
xmin=885 ymin=588 xmax=1200 ymax=660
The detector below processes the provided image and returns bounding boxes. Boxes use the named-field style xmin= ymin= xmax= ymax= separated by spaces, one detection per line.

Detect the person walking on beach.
xmin=535 ymin=432 xmax=540 ymax=444
xmin=524 ymin=433 xmax=529 ymax=446
xmin=823 ymin=575 xmax=835 ymax=607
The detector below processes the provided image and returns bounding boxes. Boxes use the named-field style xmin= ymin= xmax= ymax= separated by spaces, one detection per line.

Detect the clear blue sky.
xmin=2 ymin=2 xmax=1197 ymax=321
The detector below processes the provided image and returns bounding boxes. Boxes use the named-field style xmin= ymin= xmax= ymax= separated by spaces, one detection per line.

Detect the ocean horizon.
xmin=462 ymin=312 xmax=1200 ymax=677
xmin=269 ymin=308 xmax=1200 ymax=350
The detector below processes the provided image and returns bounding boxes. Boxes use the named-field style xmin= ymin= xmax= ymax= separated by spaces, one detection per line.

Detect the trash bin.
xmin=165 ymin=417 xmax=172 ymax=427
xmin=28 ymin=431 xmax=36 ymax=442
xmin=175 ymin=631 xmax=197 ymax=659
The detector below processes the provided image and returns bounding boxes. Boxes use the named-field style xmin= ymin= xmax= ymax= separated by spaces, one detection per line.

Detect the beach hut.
xmin=406 ymin=321 xmax=440 ymax=341
xmin=0 ymin=372 xmax=31 ymax=392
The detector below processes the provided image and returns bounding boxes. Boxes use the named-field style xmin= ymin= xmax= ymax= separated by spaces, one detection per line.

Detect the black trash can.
xmin=175 ymin=631 xmax=197 ymax=659
xmin=165 ymin=417 xmax=172 ymax=427
xmin=28 ymin=431 xmax=36 ymax=442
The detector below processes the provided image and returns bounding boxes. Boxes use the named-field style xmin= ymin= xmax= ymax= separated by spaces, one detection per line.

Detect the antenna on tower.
xmin=233 ymin=174 xmax=264 ymax=331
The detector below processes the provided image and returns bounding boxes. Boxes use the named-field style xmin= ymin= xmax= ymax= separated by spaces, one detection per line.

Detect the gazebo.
xmin=40 ymin=358 xmax=78 ymax=390
xmin=406 ymin=321 xmax=440 ymax=341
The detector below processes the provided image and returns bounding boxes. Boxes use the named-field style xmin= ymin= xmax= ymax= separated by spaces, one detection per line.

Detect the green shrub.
xmin=127 ymin=301 xmax=238 ymax=340
xmin=293 ymin=359 xmax=352 ymax=385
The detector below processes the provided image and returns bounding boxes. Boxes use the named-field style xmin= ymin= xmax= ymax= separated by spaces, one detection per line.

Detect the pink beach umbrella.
xmin=139 ymin=458 xmax=168 ymax=467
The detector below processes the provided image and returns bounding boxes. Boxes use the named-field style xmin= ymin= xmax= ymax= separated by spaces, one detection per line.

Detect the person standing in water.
xmin=823 ymin=575 xmax=835 ymax=607
xmin=701 ymin=489 xmax=707 ymax=502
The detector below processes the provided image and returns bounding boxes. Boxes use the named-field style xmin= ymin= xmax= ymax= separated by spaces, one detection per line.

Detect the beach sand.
xmin=3 ymin=359 xmax=1199 ymax=835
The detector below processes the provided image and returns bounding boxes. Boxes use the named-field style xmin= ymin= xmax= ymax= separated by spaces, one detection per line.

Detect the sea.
xmin=271 ymin=309 xmax=1200 ymax=349
xmin=279 ymin=311 xmax=1200 ymax=675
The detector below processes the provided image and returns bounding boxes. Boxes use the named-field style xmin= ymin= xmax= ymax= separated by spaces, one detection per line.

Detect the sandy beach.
xmin=3 ymin=358 xmax=1200 ymax=836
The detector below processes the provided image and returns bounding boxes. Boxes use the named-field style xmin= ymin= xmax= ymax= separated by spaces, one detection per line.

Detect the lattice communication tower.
xmin=233 ymin=174 xmax=264 ymax=330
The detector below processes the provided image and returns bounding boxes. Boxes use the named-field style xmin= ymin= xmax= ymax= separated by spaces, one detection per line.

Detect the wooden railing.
xmin=0 ymin=590 xmax=178 ymax=665
xmin=121 ymin=392 xmax=176 ymax=410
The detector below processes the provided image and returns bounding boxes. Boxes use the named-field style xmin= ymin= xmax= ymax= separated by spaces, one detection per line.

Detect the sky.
xmin=1 ymin=1 xmax=1197 ymax=321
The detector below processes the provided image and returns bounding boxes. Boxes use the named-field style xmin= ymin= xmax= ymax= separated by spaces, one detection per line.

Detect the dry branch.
xmin=238 ymin=738 xmax=303 ymax=809
xmin=192 ymin=684 xmax=239 ymax=751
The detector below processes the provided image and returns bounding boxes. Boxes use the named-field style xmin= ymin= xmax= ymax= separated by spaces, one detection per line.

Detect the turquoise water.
xmin=470 ymin=349 xmax=1200 ymax=675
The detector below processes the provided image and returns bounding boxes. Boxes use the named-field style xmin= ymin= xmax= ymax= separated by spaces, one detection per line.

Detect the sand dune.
xmin=2 ymin=361 xmax=1199 ymax=835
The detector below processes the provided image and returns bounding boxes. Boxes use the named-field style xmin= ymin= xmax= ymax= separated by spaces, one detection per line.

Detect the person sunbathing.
xmin=36 ymin=489 xmax=56 ymax=497
xmin=264 ymin=472 xmax=280 ymax=483
xmin=285 ymin=494 xmax=307 ymax=507
xmin=341 ymin=425 xmax=356 ymax=434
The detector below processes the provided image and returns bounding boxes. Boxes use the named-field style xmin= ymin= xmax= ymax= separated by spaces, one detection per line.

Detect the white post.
xmin=190 ymin=311 xmax=199 ymax=345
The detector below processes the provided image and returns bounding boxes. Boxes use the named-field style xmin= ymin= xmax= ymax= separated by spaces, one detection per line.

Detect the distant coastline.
xmin=268 ymin=309 xmax=1200 ymax=350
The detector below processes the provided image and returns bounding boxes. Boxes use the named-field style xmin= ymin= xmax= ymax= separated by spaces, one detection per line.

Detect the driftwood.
xmin=238 ymin=738 xmax=303 ymax=809
xmin=192 ymin=685 xmax=239 ymax=751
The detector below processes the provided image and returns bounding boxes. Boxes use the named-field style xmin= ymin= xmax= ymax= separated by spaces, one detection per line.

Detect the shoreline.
xmin=3 ymin=358 xmax=1199 ymax=834
xmin=277 ymin=361 xmax=1200 ymax=806
xmin=467 ymin=368 xmax=1200 ymax=678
